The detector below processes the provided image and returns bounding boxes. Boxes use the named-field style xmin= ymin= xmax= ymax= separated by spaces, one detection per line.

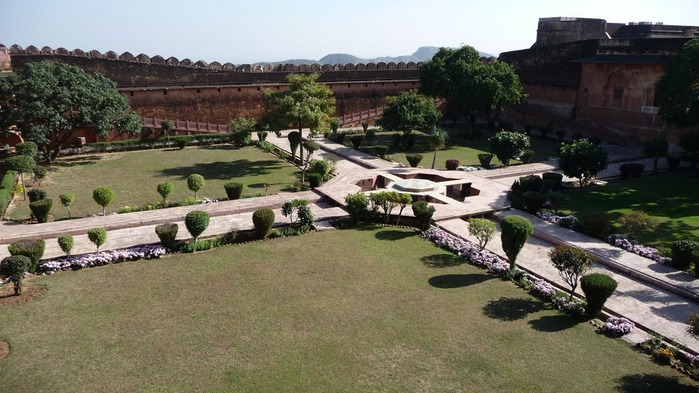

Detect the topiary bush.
xmin=478 ymin=153 xmax=494 ymax=168
xmin=32 ymin=166 xmax=47 ymax=186
xmin=581 ymin=213 xmax=611 ymax=239
xmin=185 ymin=210 xmax=210 ymax=244
xmin=542 ymin=172 xmax=563 ymax=191
xmin=406 ymin=154 xmax=423 ymax=168
xmin=350 ymin=134 xmax=364 ymax=149
xmin=27 ymin=188 xmax=47 ymax=203
xmin=667 ymin=156 xmax=681 ymax=172
xmin=517 ymin=175 xmax=543 ymax=193
xmin=87 ymin=227 xmax=107 ymax=255
xmin=445 ymin=159 xmax=460 ymax=170
xmin=412 ymin=200 xmax=436 ymax=231
xmin=8 ymin=238 xmax=46 ymax=273
xmin=619 ymin=163 xmax=645 ymax=179
xmin=671 ymin=240 xmax=699 ymax=271
xmin=15 ymin=141 xmax=38 ymax=158
xmin=29 ymin=198 xmax=52 ymax=223
xmin=522 ymin=191 xmax=547 ymax=214
xmin=580 ymin=273 xmax=618 ymax=319
xmin=155 ymin=222 xmax=179 ymax=250
xmin=252 ymin=208 xmax=275 ymax=239
xmin=224 ymin=182 xmax=244 ymax=200
xmin=520 ymin=149 xmax=535 ymax=164
xmin=92 ymin=187 xmax=114 ymax=216
xmin=187 ymin=174 xmax=205 ymax=201
xmin=309 ymin=159 xmax=332 ymax=181
xmin=157 ymin=182 xmax=174 ymax=204
xmin=307 ymin=173 xmax=323 ymax=189
xmin=2 ymin=255 xmax=30 ymax=295
xmin=57 ymin=235 xmax=74 ymax=256
xmin=344 ymin=193 xmax=369 ymax=224
xmin=500 ymin=215 xmax=534 ymax=270
xmin=175 ymin=137 xmax=190 ymax=149
xmin=287 ymin=131 xmax=302 ymax=162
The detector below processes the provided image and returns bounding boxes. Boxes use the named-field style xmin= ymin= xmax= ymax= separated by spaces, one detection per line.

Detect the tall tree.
xmin=263 ymin=73 xmax=335 ymax=165
xmin=0 ymin=61 xmax=142 ymax=162
xmin=419 ymin=45 xmax=526 ymax=118
xmin=377 ymin=90 xmax=441 ymax=132
xmin=655 ymin=38 xmax=699 ymax=127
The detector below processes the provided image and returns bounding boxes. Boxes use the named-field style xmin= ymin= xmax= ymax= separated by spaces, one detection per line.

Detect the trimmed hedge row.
xmin=62 ymin=133 xmax=235 ymax=155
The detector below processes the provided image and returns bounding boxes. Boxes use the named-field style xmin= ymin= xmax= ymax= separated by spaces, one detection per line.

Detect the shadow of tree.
xmin=421 ymin=254 xmax=463 ymax=268
xmin=428 ymin=274 xmax=493 ymax=289
xmin=53 ymin=155 xmax=101 ymax=168
xmin=527 ymin=314 xmax=580 ymax=332
xmin=159 ymin=159 xmax=286 ymax=180
xmin=482 ymin=297 xmax=544 ymax=321
xmin=614 ymin=373 xmax=698 ymax=393
xmin=374 ymin=230 xmax=416 ymax=241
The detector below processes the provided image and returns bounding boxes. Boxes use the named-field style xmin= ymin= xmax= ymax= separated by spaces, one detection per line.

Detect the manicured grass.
xmin=1 ymin=227 xmax=694 ymax=392
xmin=7 ymin=145 xmax=301 ymax=220
xmin=366 ymin=127 xmax=561 ymax=168
xmin=561 ymin=173 xmax=699 ymax=247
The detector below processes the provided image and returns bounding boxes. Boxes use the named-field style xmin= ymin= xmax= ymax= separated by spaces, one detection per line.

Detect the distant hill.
xmin=255 ymin=46 xmax=493 ymax=66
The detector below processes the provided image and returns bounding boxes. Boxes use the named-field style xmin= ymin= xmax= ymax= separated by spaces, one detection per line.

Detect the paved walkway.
xmin=3 ymin=132 xmax=698 ymax=355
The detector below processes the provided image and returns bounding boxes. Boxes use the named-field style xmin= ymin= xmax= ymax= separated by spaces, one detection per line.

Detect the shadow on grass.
xmin=527 ymin=314 xmax=580 ymax=332
xmin=53 ymin=155 xmax=102 ymax=168
xmin=482 ymin=297 xmax=544 ymax=321
xmin=159 ymin=159 xmax=285 ymax=180
xmin=428 ymin=273 xmax=493 ymax=289
xmin=375 ymin=230 xmax=415 ymax=241
xmin=421 ymin=254 xmax=463 ymax=268
xmin=615 ymin=373 xmax=698 ymax=393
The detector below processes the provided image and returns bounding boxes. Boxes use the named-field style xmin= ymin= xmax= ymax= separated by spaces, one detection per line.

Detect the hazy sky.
xmin=2 ymin=0 xmax=697 ymax=64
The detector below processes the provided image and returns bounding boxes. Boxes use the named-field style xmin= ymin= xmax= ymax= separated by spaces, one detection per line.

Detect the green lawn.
xmin=366 ymin=127 xmax=561 ymax=168
xmin=1 ymin=227 xmax=694 ymax=392
xmin=7 ymin=145 xmax=301 ymax=220
xmin=561 ymin=173 xmax=699 ymax=247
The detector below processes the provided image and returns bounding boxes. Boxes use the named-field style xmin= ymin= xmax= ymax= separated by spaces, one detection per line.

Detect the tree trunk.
xmin=20 ymin=172 xmax=27 ymax=200
xmin=298 ymin=123 xmax=304 ymax=167
xmin=431 ymin=148 xmax=437 ymax=169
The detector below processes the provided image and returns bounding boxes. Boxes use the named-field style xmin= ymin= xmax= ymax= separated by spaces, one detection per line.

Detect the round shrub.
xmin=252 ymin=208 xmax=275 ymax=239
xmin=517 ymin=175 xmax=543 ymax=193
xmin=309 ymin=159 xmax=332 ymax=180
xmin=522 ymin=191 xmax=547 ymax=214
xmin=581 ymin=273 xmax=618 ymax=319
xmin=406 ymin=154 xmax=423 ymax=168
xmin=29 ymin=198 xmax=53 ymax=223
xmin=155 ymin=222 xmax=179 ymax=249
xmin=32 ymin=166 xmax=48 ymax=185
xmin=27 ymin=188 xmax=47 ymax=203
xmin=59 ymin=193 xmax=75 ymax=218
xmin=500 ymin=215 xmax=534 ymax=270
xmin=542 ymin=172 xmax=563 ymax=190
xmin=582 ymin=213 xmax=611 ymax=239
xmin=87 ymin=227 xmax=107 ymax=254
xmin=157 ymin=182 xmax=174 ymax=204
xmin=185 ymin=210 xmax=210 ymax=243
xmin=187 ymin=174 xmax=206 ymax=200
xmin=344 ymin=193 xmax=369 ymax=224
xmin=445 ymin=159 xmax=460 ymax=170
xmin=520 ymin=149 xmax=535 ymax=164
xmin=15 ymin=141 xmax=38 ymax=158
xmin=93 ymin=187 xmax=115 ymax=215
xmin=308 ymin=173 xmax=323 ymax=189
xmin=57 ymin=235 xmax=74 ymax=256
xmin=671 ymin=240 xmax=699 ymax=271
xmin=412 ymin=200 xmax=436 ymax=231
xmin=8 ymin=238 xmax=45 ymax=273
xmin=224 ymin=182 xmax=244 ymax=200
xmin=478 ymin=153 xmax=494 ymax=168
xmin=2 ymin=255 xmax=30 ymax=295
xmin=175 ymin=137 xmax=190 ymax=149
xmin=350 ymin=134 xmax=364 ymax=149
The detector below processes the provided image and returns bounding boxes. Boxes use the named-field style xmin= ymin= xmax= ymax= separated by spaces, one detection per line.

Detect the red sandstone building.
xmin=499 ymin=17 xmax=699 ymax=145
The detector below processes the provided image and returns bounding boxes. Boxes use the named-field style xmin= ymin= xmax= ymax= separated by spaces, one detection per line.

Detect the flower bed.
xmin=598 ymin=316 xmax=636 ymax=336
xmin=39 ymin=245 xmax=167 ymax=272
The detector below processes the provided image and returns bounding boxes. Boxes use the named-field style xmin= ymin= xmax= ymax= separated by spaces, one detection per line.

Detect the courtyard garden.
xmin=5 ymin=145 xmax=301 ymax=221
xmin=1 ymin=226 xmax=696 ymax=392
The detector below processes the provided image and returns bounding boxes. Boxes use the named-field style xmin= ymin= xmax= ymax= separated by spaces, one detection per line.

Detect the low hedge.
xmin=0 ymin=170 xmax=17 ymax=217
xmin=63 ymin=133 xmax=234 ymax=155
xmin=360 ymin=145 xmax=389 ymax=159
xmin=619 ymin=163 xmax=645 ymax=179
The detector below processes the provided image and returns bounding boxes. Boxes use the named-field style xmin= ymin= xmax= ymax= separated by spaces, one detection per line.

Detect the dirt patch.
xmin=0 ymin=282 xmax=47 ymax=306
xmin=0 ymin=341 xmax=9 ymax=360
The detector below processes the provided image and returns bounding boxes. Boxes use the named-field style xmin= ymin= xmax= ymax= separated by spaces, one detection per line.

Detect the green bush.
xmin=361 ymin=145 xmax=388 ymax=159
xmin=500 ymin=215 xmax=533 ymax=270
xmin=155 ymin=223 xmax=179 ymax=249
xmin=252 ymin=208 xmax=275 ymax=239
xmin=412 ymin=200 xmax=436 ymax=231
xmin=309 ymin=159 xmax=332 ymax=180
xmin=32 ymin=166 xmax=47 ymax=186
xmin=689 ymin=313 xmax=699 ymax=339
xmin=27 ymin=188 xmax=47 ymax=203
xmin=179 ymin=235 xmax=229 ymax=253
xmin=671 ymin=240 xmax=699 ymax=271
xmin=57 ymin=235 xmax=74 ymax=256
xmin=175 ymin=137 xmax=190 ymax=149
xmin=257 ymin=131 xmax=268 ymax=141
xmin=224 ymin=182 xmax=244 ymax=200
xmin=581 ymin=273 xmax=618 ymax=319
xmin=582 ymin=213 xmax=611 ymax=239
xmin=618 ymin=210 xmax=659 ymax=242
xmin=489 ymin=130 xmax=531 ymax=166
xmin=517 ymin=175 xmax=543 ymax=193
xmin=92 ymin=187 xmax=115 ymax=216
xmin=15 ymin=141 xmax=38 ymax=158
xmin=550 ymin=245 xmax=593 ymax=301
xmin=344 ymin=193 xmax=369 ymax=224
xmin=546 ymin=191 xmax=567 ymax=213
xmin=522 ymin=191 xmax=547 ymax=214
xmin=478 ymin=153 xmax=494 ymax=168
xmin=520 ymin=149 xmax=535 ymax=164
xmin=619 ymin=163 xmax=645 ymax=179
xmin=185 ymin=210 xmax=210 ymax=244
xmin=59 ymin=193 xmax=75 ymax=218
xmin=445 ymin=159 xmax=460 ymax=170
xmin=8 ymin=238 xmax=45 ymax=273
xmin=350 ymin=134 xmax=364 ymax=149
xmin=157 ymin=182 xmax=174 ymax=204
xmin=0 ymin=170 xmax=17 ymax=217
xmin=29 ymin=198 xmax=52 ymax=223
xmin=667 ymin=156 xmax=681 ymax=172
xmin=308 ymin=173 xmax=323 ymax=189
xmin=2 ymin=255 xmax=30 ymax=295
xmin=406 ymin=154 xmax=424 ymax=167
xmin=542 ymin=172 xmax=563 ymax=190
xmin=287 ymin=131 xmax=302 ymax=161
xmin=187 ymin=174 xmax=206 ymax=201
xmin=87 ymin=227 xmax=107 ymax=255
xmin=468 ymin=218 xmax=496 ymax=250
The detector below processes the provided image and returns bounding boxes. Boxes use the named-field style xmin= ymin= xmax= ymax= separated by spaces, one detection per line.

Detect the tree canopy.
xmin=419 ymin=45 xmax=526 ymax=116
xmin=655 ymin=38 xmax=699 ymax=127
xmin=377 ymin=90 xmax=441 ymax=132
xmin=0 ymin=61 xmax=142 ymax=162
xmin=558 ymin=139 xmax=609 ymax=186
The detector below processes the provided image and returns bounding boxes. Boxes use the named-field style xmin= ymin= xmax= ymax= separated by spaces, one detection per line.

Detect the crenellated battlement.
xmin=4 ymin=44 xmax=423 ymax=73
